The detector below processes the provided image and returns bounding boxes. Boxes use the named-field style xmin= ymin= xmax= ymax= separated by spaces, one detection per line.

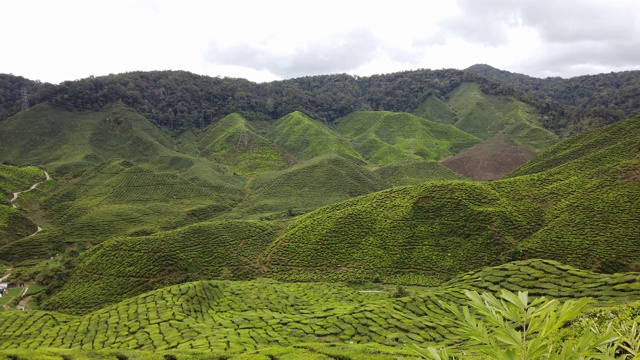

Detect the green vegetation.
xmin=413 ymin=95 xmax=458 ymax=125
xmin=1 ymin=67 xmax=640 ymax=359
xmin=0 ymin=164 xmax=44 ymax=200
xmin=447 ymin=83 xmax=558 ymax=152
xmin=267 ymin=111 xmax=363 ymax=162
xmin=266 ymin=180 xmax=531 ymax=285
xmin=335 ymin=111 xmax=480 ymax=165
xmin=199 ymin=113 xmax=289 ymax=175
xmin=232 ymin=154 xmax=389 ymax=219
xmin=373 ymin=160 xmax=467 ymax=186
xmin=2 ymin=260 xmax=640 ymax=358
xmin=414 ymin=289 xmax=626 ymax=359
xmin=42 ymin=220 xmax=280 ymax=314
xmin=0 ymin=164 xmax=45 ymax=244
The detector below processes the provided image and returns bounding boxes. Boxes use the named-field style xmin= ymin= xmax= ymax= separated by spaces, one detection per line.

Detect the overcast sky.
xmin=2 ymin=0 xmax=640 ymax=84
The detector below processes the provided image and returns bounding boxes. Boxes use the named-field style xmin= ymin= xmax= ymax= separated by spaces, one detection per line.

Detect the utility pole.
xmin=21 ymin=89 xmax=29 ymax=111
xmin=237 ymin=120 xmax=249 ymax=148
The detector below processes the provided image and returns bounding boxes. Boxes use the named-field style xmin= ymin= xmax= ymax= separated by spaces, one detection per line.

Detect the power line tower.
xmin=21 ymin=89 xmax=30 ymax=111
xmin=407 ymin=137 xmax=414 ymax=161
xmin=237 ymin=120 xmax=249 ymax=148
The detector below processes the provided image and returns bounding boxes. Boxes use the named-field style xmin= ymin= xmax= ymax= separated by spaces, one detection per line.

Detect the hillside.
xmin=335 ymin=111 xmax=480 ymax=165
xmin=234 ymin=154 xmax=389 ymax=219
xmin=5 ymin=66 xmax=640 ymax=138
xmin=442 ymin=134 xmax=536 ymax=180
xmin=261 ymin=115 xmax=640 ymax=283
xmin=41 ymin=220 xmax=280 ymax=314
xmin=267 ymin=111 xmax=363 ymax=162
xmin=446 ymin=83 xmax=558 ymax=152
xmin=373 ymin=160 xmax=466 ymax=186
xmin=2 ymin=260 xmax=639 ymax=357
xmin=198 ymin=113 xmax=290 ymax=175
xmin=0 ymin=164 xmax=46 ymax=245
xmin=265 ymin=181 xmax=535 ymax=285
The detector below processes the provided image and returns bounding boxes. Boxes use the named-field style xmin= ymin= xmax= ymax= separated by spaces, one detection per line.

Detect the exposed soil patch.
xmin=442 ymin=135 xmax=536 ymax=181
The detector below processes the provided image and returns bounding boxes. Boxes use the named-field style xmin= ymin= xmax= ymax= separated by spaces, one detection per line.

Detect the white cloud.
xmin=1 ymin=0 xmax=639 ymax=83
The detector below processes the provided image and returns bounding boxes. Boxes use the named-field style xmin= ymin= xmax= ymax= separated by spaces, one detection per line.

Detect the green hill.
xmin=263 ymin=115 xmax=640 ymax=282
xmin=0 ymin=105 xmax=245 ymax=262
xmin=267 ymin=111 xmax=363 ymax=162
xmin=41 ymin=220 xmax=279 ymax=314
xmin=2 ymin=260 xmax=639 ymax=357
xmin=509 ymin=116 xmax=640 ymax=179
xmin=446 ymin=83 xmax=558 ymax=153
xmin=373 ymin=160 xmax=467 ymax=186
xmin=265 ymin=180 xmax=534 ymax=285
xmin=233 ymin=154 xmax=389 ymax=219
xmin=335 ymin=111 xmax=480 ymax=166
xmin=413 ymin=95 xmax=457 ymax=125
xmin=199 ymin=113 xmax=290 ymax=175
xmin=0 ymin=103 xmax=176 ymax=175
xmin=0 ymin=164 xmax=46 ymax=246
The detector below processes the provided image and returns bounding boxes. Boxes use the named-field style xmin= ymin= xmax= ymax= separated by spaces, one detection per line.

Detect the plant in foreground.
xmin=412 ymin=289 xmax=628 ymax=359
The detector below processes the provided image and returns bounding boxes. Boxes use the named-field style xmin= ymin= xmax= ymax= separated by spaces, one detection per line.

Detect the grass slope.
xmin=0 ymin=164 xmax=45 ymax=245
xmin=265 ymin=115 xmax=640 ymax=281
xmin=199 ymin=113 xmax=290 ymax=175
xmin=265 ymin=180 xmax=536 ymax=285
xmin=233 ymin=154 xmax=389 ymax=219
xmin=0 ymin=103 xmax=175 ymax=175
xmin=413 ymin=95 xmax=457 ymax=125
xmin=42 ymin=220 xmax=279 ymax=314
xmin=335 ymin=111 xmax=480 ymax=165
xmin=0 ymin=105 xmax=245 ymax=262
xmin=373 ymin=160 xmax=467 ymax=186
xmin=267 ymin=111 xmax=363 ymax=162
xmin=446 ymin=83 xmax=558 ymax=152
xmin=1 ymin=260 xmax=639 ymax=356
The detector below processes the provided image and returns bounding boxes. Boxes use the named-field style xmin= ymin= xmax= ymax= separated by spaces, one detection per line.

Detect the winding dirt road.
xmin=9 ymin=170 xmax=50 ymax=237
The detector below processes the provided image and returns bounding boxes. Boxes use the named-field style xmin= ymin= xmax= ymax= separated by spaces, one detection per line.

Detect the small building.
xmin=0 ymin=283 xmax=7 ymax=297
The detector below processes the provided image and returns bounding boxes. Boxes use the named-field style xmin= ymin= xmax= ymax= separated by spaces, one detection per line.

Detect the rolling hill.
xmin=446 ymin=82 xmax=558 ymax=152
xmin=0 ymin=164 xmax=46 ymax=245
xmin=198 ymin=113 xmax=290 ymax=175
xmin=267 ymin=111 xmax=363 ymax=162
xmin=335 ymin=111 xmax=480 ymax=165
xmin=1 ymin=67 xmax=640 ymax=359
xmin=2 ymin=260 xmax=639 ymax=357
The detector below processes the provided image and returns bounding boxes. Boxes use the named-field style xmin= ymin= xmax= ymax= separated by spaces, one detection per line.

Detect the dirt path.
xmin=0 ymin=269 xmax=11 ymax=283
xmin=9 ymin=170 xmax=50 ymax=237
xmin=10 ymin=170 xmax=50 ymax=208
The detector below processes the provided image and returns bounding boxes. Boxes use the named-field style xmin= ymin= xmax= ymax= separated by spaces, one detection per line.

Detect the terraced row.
xmin=2 ymin=260 xmax=639 ymax=353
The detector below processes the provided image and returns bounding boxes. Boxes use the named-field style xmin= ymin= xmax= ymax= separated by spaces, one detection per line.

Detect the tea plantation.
xmin=2 ymin=260 xmax=640 ymax=358
xmin=0 ymin=81 xmax=640 ymax=358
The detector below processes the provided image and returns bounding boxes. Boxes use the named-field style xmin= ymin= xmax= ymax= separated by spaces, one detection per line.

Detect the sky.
xmin=2 ymin=0 xmax=640 ymax=84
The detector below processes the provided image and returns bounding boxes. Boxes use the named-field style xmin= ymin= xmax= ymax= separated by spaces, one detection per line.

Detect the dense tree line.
xmin=1 ymin=66 xmax=639 ymax=136
xmin=467 ymin=64 xmax=638 ymax=135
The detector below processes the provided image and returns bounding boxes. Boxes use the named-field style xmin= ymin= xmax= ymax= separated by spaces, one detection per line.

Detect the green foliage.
xmin=198 ymin=113 xmax=288 ymax=175
xmin=266 ymin=181 xmax=540 ymax=284
xmin=413 ymin=290 xmax=620 ymax=359
xmin=374 ymin=160 xmax=467 ymax=186
xmin=0 ymin=164 xmax=45 ymax=244
xmin=447 ymin=83 xmax=558 ymax=152
xmin=335 ymin=111 xmax=480 ymax=165
xmin=413 ymin=95 xmax=458 ymax=125
xmin=2 ymin=262 xmax=640 ymax=356
xmin=233 ymin=154 xmax=389 ymax=219
xmin=41 ymin=220 xmax=280 ymax=313
xmin=267 ymin=111 xmax=363 ymax=162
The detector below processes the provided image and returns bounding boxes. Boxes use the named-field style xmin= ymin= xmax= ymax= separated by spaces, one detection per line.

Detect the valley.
xmin=0 ymin=67 xmax=639 ymax=359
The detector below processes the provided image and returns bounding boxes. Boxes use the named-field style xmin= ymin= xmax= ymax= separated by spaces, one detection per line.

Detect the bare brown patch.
xmin=442 ymin=135 xmax=536 ymax=181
